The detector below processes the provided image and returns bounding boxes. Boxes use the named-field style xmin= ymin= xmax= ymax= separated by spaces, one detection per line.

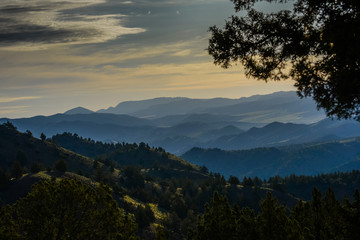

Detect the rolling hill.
xmin=182 ymin=137 xmax=360 ymax=179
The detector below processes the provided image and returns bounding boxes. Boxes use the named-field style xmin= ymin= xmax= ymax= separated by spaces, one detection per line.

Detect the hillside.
xmin=0 ymin=123 xmax=302 ymax=239
xmin=182 ymin=137 xmax=360 ymax=179
xmin=2 ymin=122 xmax=360 ymax=240
xmin=0 ymin=122 xmax=94 ymax=176
xmin=51 ymin=132 xmax=207 ymax=180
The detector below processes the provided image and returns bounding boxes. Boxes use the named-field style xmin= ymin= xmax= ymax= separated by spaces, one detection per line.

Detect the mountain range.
xmin=2 ymin=91 xmax=360 ymax=154
xmin=1 ymin=104 xmax=360 ymax=239
xmin=182 ymin=137 xmax=360 ymax=179
xmin=96 ymin=91 xmax=325 ymax=123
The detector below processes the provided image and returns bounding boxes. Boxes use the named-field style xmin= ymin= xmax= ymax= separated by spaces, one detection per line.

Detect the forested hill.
xmin=182 ymin=137 xmax=360 ymax=179
xmin=0 ymin=122 xmax=301 ymax=239
xmin=51 ymin=132 xmax=205 ymax=179
xmin=2 ymin=122 xmax=360 ymax=240
xmin=0 ymin=122 xmax=95 ymax=177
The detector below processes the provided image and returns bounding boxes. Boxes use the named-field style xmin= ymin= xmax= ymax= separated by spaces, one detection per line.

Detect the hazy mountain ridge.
xmin=97 ymin=91 xmax=325 ymax=123
xmin=203 ymin=118 xmax=360 ymax=150
xmin=64 ymin=107 xmax=94 ymax=115
xmin=2 ymin=91 xmax=360 ymax=155
xmin=182 ymin=137 xmax=360 ymax=179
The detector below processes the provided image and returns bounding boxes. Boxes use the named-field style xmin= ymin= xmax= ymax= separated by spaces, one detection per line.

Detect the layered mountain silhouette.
xmin=97 ymin=91 xmax=325 ymax=123
xmin=182 ymin=137 xmax=360 ymax=179
xmin=2 ymin=91 xmax=360 ymax=154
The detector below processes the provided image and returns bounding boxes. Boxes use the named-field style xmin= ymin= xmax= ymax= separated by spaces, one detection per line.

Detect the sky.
xmin=0 ymin=0 xmax=296 ymax=118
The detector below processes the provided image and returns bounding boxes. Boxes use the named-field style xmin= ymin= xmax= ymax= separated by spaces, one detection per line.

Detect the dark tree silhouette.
xmin=208 ymin=0 xmax=360 ymax=120
xmin=228 ymin=175 xmax=240 ymax=186
xmin=40 ymin=133 xmax=46 ymax=141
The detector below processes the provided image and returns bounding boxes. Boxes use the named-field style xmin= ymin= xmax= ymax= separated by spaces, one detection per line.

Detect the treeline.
xmin=3 ymin=177 xmax=358 ymax=240
xmin=51 ymin=132 xmax=167 ymax=158
xmin=267 ymin=171 xmax=360 ymax=200
xmin=52 ymin=132 xmax=196 ymax=172
xmin=189 ymin=189 xmax=360 ymax=240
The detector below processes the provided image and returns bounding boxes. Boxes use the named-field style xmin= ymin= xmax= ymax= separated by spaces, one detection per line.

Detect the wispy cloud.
xmin=0 ymin=96 xmax=42 ymax=103
xmin=0 ymin=106 xmax=29 ymax=115
xmin=0 ymin=0 xmax=145 ymax=50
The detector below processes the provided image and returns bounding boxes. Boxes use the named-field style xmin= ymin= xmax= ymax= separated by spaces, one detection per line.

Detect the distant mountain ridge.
xmin=182 ymin=137 xmax=360 ymax=179
xmin=96 ymin=91 xmax=326 ymax=123
xmin=3 ymin=91 xmax=360 ymax=154
xmin=203 ymin=118 xmax=360 ymax=150
xmin=64 ymin=107 xmax=94 ymax=115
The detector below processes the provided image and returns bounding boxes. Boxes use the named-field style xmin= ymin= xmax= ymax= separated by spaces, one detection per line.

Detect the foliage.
xmin=135 ymin=204 xmax=155 ymax=228
xmin=3 ymin=178 xmax=138 ymax=240
xmin=30 ymin=162 xmax=45 ymax=174
xmin=10 ymin=161 xmax=23 ymax=179
xmin=0 ymin=168 xmax=9 ymax=189
xmin=190 ymin=189 xmax=360 ymax=240
xmin=3 ymin=126 xmax=360 ymax=240
xmin=267 ymin=170 xmax=360 ymax=200
xmin=54 ymin=159 xmax=67 ymax=172
xmin=0 ymin=123 xmax=96 ymax=182
xmin=228 ymin=175 xmax=240 ymax=186
xmin=189 ymin=192 xmax=239 ymax=240
xmin=3 ymin=121 xmax=17 ymax=130
xmin=0 ymin=206 xmax=21 ymax=240
xmin=208 ymin=0 xmax=360 ymax=120
xmin=40 ymin=133 xmax=46 ymax=141
xmin=52 ymin=132 xmax=199 ymax=175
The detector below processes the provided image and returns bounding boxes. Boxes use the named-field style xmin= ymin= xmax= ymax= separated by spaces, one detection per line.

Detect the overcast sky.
xmin=0 ymin=0 xmax=295 ymax=118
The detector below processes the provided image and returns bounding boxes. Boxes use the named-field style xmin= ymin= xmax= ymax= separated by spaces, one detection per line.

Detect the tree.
xmin=16 ymin=150 xmax=27 ymax=165
xmin=30 ymin=162 xmax=45 ymax=173
xmin=208 ymin=0 xmax=360 ymax=120
xmin=25 ymin=130 xmax=32 ymax=137
xmin=40 ymin=133 xmax=46 ymax=141
xmin=54 ymin=159 xmax=67 ymax=172
xmin=190 ymin=192 xmax=237 ymax=240
xmin=0 ymin=167 xmax=9 ymax=188
xmin=10 ymin=178 xmax=138 ymax=240
xmin=135 ymin=204 xmax=155 ymax=228
xmin=228 ymin=175 xmax=240 ymax=186
xmin=155 ymin=225 xmax=167 ymax=240
xmin=3 ymin=121 xmax=17 ymax=130
xmin=0 ymin=206 xmax=22 ymax=240
xmin=11 ymin=161 xmax=23 ymax=179
xmin=258 ymin=192 xmax=302 ymax=240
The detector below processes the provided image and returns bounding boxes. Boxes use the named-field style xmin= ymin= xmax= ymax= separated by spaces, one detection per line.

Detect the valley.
xmin=1 ymin=91 xmax=360 ymax=240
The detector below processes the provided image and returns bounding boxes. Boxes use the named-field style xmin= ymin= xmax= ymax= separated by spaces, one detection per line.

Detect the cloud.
xmin=0 ymin=0 xmax=146 ymax=50
xmin=171 ymin=49 xmax=191 ymax=57
xmin=0 ymin=96 xmax=42 ymax=103
xmin=0 ymin=106 xmax=30 ymax=115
